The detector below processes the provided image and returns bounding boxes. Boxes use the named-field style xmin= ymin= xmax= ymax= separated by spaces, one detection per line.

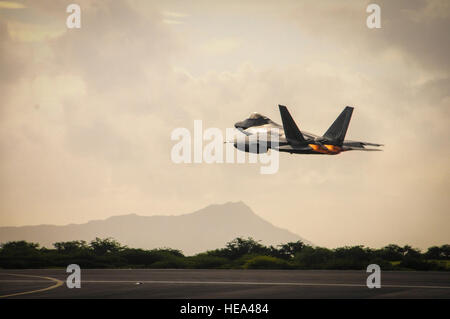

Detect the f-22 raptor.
xmin=233 ymin=105 xmax=383 ymax=155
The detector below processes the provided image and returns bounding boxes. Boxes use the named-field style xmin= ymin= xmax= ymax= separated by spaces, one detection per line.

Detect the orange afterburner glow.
xmin=308 ymin=144 xmax=343 ymax=154
xmin=324 ymin=144 xmax=342 ymax=154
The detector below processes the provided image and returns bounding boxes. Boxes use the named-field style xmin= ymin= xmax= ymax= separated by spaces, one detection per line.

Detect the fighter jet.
xmin=233 ymin=105 xmax=383 ymax=155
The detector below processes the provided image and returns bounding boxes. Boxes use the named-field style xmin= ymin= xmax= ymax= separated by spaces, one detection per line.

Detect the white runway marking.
xmin=2 ymin=279 xmax=448 ymax=290
xmin=81 ymin=280 xmax=450 ymax=289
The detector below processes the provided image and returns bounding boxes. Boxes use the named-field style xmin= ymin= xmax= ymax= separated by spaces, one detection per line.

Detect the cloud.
xmin=200 ymin=37 xmax=241 ymax=55
xmin=289 ymin=0 xmax=450 ymax=74
xmin=7 ymin=20 xmax=64 ymax=41
xmin=162 ymin=10 xmax=188 ymax=24
xmin=0 ymin=1 xmax=25 ymax=9
xmin=162 ymin=11 xmax=189 ymax=18
xmin=163 ymin=19 xmax=183 ymax=25
xmin=0 ymin=0 xmax=448 ymax=249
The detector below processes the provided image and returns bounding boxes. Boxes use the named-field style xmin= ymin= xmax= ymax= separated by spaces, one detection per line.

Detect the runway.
xmin=0 ymin=269 xmax=449 ymax=298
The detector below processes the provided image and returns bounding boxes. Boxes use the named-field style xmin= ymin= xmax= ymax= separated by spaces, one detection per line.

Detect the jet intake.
xmin=233 ymin=140 xmax=269 ymax=154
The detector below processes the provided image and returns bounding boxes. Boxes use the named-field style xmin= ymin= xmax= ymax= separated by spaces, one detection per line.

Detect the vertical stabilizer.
xmin=278 ymin=105 xmax=306 ymax=145
xmin=323 ymin=106 xmax=353 ymax=145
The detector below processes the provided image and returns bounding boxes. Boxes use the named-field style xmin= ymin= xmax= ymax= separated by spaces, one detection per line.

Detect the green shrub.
xmin=150 ymin=256 xmax=188 ymax=269
xmin=189 ymin=254 xmax=229 ymax=268
xmin=243 ymin=256 xmax=290 ymax=269
xmin=294 ymin=246 xmax=333 ymax=269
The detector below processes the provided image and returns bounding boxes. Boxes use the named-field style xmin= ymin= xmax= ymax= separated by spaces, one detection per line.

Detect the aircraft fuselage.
xmin=233 ymin=106 xmax=383 ymax=155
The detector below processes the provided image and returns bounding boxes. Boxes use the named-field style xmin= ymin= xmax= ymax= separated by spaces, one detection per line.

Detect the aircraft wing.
xmin=276 ymin=144 xmax=312 ymax=152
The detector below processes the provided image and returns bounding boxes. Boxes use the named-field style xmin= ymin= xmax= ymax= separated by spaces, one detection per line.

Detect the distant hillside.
xmin=0 ymin=202 xmax=311 ymax=255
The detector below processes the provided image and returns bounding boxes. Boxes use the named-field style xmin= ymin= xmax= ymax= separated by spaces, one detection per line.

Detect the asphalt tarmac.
xmin=0 ymin=269 xmax=449 ymax=299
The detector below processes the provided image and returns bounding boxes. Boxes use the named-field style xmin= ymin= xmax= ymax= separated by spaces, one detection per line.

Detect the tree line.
xmin=0 ymin=237 xmax=449 ymax=270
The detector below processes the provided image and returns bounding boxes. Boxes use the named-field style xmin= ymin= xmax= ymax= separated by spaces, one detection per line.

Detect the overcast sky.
xmin=0 ymin=0 xmax=448 ymax=249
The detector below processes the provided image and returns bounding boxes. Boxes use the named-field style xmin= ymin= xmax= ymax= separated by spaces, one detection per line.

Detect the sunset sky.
xmin=0 ymin=0 xmax=449 ymax=250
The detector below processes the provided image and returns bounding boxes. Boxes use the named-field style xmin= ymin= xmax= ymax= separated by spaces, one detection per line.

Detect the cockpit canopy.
xmin=235 ymin=112 xmax=271 ymax=130
xmin=248 ymin=112 xmax=267 ymax=120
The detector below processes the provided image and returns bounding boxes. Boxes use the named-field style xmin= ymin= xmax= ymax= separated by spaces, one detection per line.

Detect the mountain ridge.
xmin=0 ymin=202 xmax=311 ymax=255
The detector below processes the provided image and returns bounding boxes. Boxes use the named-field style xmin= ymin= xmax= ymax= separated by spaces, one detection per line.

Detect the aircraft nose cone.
xmin=234 ymin=121 xmax=245 ymax=129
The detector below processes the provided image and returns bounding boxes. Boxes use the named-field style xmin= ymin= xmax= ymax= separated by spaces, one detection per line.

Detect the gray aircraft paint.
xmin=234 ymin=105 xmax=383 ymax=155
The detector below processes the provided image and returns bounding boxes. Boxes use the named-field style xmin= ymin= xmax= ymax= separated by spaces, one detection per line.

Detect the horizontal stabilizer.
xmin=344 ymin=140 xmax=384 ymax=148
xmin=362 ymin=142 xmax=384 ymax=147
xmin=347 ymin=147 xmax=383 ymax=151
